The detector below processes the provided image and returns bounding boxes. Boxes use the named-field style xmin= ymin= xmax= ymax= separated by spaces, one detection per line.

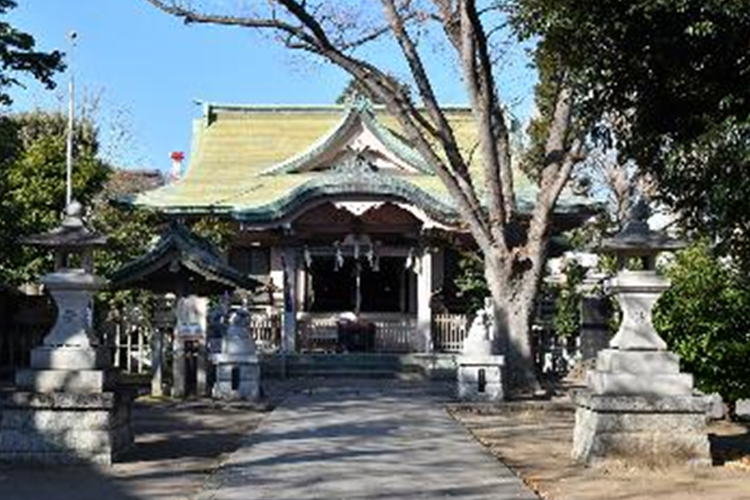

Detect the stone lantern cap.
xmin=599 ymin=199 xmax=685 ymax=257
xmin=22 ymin=201 xmax=107 ymax=250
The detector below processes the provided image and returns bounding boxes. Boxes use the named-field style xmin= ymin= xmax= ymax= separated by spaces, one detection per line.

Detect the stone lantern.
xmin=571 ymin=199 xmax=710 ymax=465
xmin=0 ymin=202 xmax=133 ymax=464
xmin=19 ymin=201 xmax=110 ymax=381
xmin=211 ymin=305 xmax=260 ymax=401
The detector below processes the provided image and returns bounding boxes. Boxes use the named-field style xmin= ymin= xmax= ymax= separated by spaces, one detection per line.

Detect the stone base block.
xmin=571 ymin=391 xmax=710 ymax=466
xmin=0 ymin=391 xmax=133 ymax=465
xmin=30 ymin=346 xmax=111 ymax=371
xmin=212 ymin=353 xmax=258 ymax=364
xmin=586 ymin=371 xmax=694 ymax=396
xmin=595 ymin=349 xmax=680 ymax=374
xmin=457 ymin=358 xmax=504 ymax=401
xmin=212 ymin=362 xmax=260 ymax=401
xmin=15 ymin=368 xmax=117 ymax=393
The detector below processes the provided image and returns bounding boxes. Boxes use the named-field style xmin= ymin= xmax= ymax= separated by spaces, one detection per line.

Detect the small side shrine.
xmin=111 ymin=221 xmax=261 ymax=399
xmin=0 ymin=202 xmax=133 ymax=464
xmin=572 ymin=200 xmax=710 ymax=465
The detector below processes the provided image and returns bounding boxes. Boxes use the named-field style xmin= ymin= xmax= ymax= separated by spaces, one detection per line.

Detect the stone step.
xmin=286 ymin=354 xmax=404 ymax=366
xmin=285 ymin=369 xmax=400 ymax=379
xmin=261 ymin=354 xmax=425 ymax=379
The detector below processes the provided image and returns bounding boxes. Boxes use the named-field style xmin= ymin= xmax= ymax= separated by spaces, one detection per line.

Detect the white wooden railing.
xmin=371 ymin=316 xmax=415 ymax=353
xmin=249 ymin=312 xmax=281 ymax=352
xmin=298 ymin=314 xmax=339 ymax=352
xmin=431 ymin=313 xmax=468 ymax=352
xmin=296 ymin=313 xmax=416 ymax=353
xmin=103 ymin=306 xmax=152 ymax=375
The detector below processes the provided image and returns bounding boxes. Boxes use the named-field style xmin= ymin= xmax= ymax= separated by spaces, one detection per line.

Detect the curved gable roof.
xmin=128 ymin=102 xmax=597 ymax=228
xmin=233 ymin=156 xmax=458 ymax=225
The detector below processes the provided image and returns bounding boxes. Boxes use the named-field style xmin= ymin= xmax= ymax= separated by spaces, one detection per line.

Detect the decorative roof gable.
xmin=260 ymin=98 xmax=431 ymax=176
xmin=233 ymin=155 xmax=458 ymax=225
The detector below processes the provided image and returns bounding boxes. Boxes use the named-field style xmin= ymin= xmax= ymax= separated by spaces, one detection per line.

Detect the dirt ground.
xmin=450 ymin=402 xmax=750 ymax=500
xmin=0 ymin=398 xmax=270 ymax=500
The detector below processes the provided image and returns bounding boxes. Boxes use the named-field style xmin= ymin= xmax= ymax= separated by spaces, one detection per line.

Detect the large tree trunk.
xmin=484 ymin=246 xmax=544 ymax=395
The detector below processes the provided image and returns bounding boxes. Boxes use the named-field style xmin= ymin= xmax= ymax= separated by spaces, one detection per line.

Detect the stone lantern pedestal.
xmin=0 ymin=203 xmax=133 ymax=465
xmin=457 ymin=303 xmax=505 ymax=401
xmin=571 ymin=201 xmax=710 ymax=465
xmin=211 ymin=308 xmax=260 ymax=401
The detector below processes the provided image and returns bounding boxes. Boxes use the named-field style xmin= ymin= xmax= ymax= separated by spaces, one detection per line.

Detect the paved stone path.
xmin=197 ymin=381 xmax=538 ymax=500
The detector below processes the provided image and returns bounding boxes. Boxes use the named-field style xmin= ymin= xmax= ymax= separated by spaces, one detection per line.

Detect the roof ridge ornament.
xmin=345 ymin=93 xmax=375 ymax=114
xmin=330 ymin=154 xmax=379 ymax=177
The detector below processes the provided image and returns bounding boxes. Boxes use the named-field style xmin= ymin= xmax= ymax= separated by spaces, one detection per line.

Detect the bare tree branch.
xmin=143 ymin=0 xmax=320 ymax=49
xmin=458 ymin=0 xmax=507 ymax=251
xmin=379 ymin=0 xmax=492 ymax=244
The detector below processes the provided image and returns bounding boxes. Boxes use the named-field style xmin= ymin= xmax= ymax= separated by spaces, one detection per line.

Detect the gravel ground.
xmin=451 ymin=401 xmax=750 ymax=500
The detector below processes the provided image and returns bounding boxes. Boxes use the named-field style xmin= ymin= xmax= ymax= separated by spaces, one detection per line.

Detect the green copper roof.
xmin=130 ymin=102 xmax=595 ymax=226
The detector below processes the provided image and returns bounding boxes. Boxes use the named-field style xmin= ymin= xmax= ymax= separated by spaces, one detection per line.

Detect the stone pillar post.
xmin=416 ymin=250 xmax=433 ymax=352
xmin=171 ymin=295 xmax=208 ymax=398
xmin=171 ymin=339 xmax=186 ymax=398
xmin=578 ymin=273 xmax=612 ymax=362
xmin=151 ymin=327 xmax=164 ymax=397
xmin=196 ymin=342 xmax=208 ymax=396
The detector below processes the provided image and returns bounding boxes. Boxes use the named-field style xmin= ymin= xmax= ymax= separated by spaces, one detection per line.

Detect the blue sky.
xmin=6 ymin=1 xmax=537 ymax=173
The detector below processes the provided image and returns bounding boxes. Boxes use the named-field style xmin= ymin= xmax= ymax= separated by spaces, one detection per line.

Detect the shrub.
xmin=654 ymin=241 xmax=750 ymax=409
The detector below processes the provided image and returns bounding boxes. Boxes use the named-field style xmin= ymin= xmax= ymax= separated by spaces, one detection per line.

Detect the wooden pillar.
xmin=196 ymin=341 xmax=207 ymax=396
xmin=416 ymin=251 xmax=433 ymax=353
xmin=281 ymin=247 xmax=298 ymax=354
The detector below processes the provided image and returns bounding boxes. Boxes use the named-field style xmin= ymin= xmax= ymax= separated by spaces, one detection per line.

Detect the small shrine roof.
xmin=110 ymin=221 xmax=261 ymax=295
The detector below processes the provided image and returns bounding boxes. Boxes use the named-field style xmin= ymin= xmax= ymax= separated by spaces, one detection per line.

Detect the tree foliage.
xmin=0 ymin=111 xmax=111 ymax=284
xmin=335 ymin=77 xmax=386 ymax=105
xmin=661 ymin=118 xmax=750 ymax=273
xmin=513 ymin=0 xmax=750 ymax=267
xmin=89 ymin=171 xmax=163 ymax=280
xmin=551 ymin=259 xmax=584 ymax=340
xmin=0 ymin=0 xmax=64 ymax=105
xmin=654 ymin=242 xmax=750 ymax=407
xmin=453 ymin=248 xmax=489 ymax=313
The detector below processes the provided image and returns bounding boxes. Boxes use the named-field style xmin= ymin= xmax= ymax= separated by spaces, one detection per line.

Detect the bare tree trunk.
xmin=484 ymin=249 xmax=541 ymax=395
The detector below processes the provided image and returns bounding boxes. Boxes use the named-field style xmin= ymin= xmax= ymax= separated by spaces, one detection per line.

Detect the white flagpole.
xmin=65 ymin=31 xmax=77 ymax=208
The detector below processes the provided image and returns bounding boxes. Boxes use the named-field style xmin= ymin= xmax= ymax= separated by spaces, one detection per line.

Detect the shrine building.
xmin=125 ymin=100 xmax=594 ymax=355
